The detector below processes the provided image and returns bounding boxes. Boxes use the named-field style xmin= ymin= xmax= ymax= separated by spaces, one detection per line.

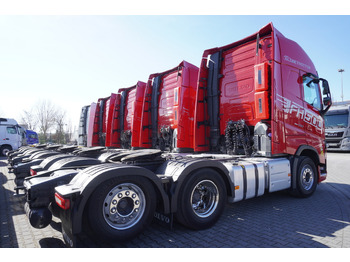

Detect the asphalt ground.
xmin=1 ymin=152 xmax=350 ymax=249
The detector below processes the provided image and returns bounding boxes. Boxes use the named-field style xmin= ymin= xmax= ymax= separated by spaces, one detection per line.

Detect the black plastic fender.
xmin=295 ymin=145 xmax=320 ymax=164
xmin=293 ymin=145 xmax=321 ymax=186
xmin=58 ymin=163 xmax=170 ymax=235
xmin=38 ymin=154 xmax=74 ymax=169
xmin=157 ymin=158 xmax=233 ymax=213
xmin=30 ymin=151 xmax=60 ymax=160
xmin=48 ymin=157 xmax=102 ymax=171
xmin=13 ymin=159 xmax=42 ymax=176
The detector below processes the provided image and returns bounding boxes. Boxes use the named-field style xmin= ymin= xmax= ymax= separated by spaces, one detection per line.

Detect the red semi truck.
xmin=114 ymin=81 xmax=147 ymax=149
xmin=83 ymin=83 xmax=146 ymax=149
xmin=105 ymin=93 xmax=122 ymax=148
xmin=138 ymin=61 xmax=199 ymax=152
xmin=24 ymin=23 xmax=331 ymax=247
xmin=83 ymin=61 xmax=198 ymax=152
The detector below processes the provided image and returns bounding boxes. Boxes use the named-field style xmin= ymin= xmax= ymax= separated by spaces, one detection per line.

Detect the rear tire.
xmin=87 ymin=176 xmax=156 ymax=242
xmin=176 ymin=168 xmax=227 ymax=230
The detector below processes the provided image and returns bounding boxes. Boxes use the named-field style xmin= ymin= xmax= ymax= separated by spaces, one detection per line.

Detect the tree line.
xmin=20 ymin=100 xmax=74 ymax=144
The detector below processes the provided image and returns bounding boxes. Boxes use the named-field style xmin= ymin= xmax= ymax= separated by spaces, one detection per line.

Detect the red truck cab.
xmin=139 ymin=61 xmax=199 ymax=152
xmin=86 ymin=102 xmax=97 ymax=147
xmin=105 ymin=93 xmax=122 ymax=148
xmin=194 ymin=23 xmax=331 ymax=181
xmin=103 ymin=93 xmax=118 ymax=148
xmin=118 ymin=81 xmax=147 ymax=149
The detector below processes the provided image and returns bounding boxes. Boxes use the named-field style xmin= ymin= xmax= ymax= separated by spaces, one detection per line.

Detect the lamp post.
xmin=338 ymin=69 xmax=345 ymax=102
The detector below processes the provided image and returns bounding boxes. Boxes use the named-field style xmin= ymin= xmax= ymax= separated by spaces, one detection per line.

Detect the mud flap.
xmin=290 ymin=156 xmax=299 ymax=194
xmin=153 ymin=211 xmax=173 ymax=230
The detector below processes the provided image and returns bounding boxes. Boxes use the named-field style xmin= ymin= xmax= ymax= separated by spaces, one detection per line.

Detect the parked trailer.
xmin=22 ymin=23 xmax=331 ymax=247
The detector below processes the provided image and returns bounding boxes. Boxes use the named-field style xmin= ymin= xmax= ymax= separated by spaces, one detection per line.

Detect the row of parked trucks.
xmin=6 ymin=23 xmax=332 ymax=247
xmin=0 ymin=118 xmax=38 ymax=156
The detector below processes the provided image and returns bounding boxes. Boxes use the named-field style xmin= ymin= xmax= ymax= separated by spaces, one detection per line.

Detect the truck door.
xmin=5 ymin=125 xmax=21 ymax=150
xmin=300 ymin=73 xmax=324 ymax=149
xmin=278 ymin=66 xmax=306 ymax=154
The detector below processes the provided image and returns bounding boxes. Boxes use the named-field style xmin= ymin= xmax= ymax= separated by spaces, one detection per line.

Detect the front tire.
xmin=87 ymin=176 xmax=156 ymax=242
xmin=176 ymin=168 xmax=227 ymax=230
xmin=1 ymin=145 xmax=12 ymax=156
xmin=295 ymin=156 xmax=318 ymax=197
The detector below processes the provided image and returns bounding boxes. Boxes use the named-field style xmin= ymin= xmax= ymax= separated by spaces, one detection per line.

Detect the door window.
xmin=302 ymin=75 xmax=321 ymax=110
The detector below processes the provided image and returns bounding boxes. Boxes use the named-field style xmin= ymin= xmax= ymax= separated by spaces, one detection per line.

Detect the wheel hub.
xmin=103 ymin=183 xmax=145 ymax=230
xmin=301 ymin=165 xmax=314 ymax=191
xmin=191 ymin=180 xmax=219 ymax=218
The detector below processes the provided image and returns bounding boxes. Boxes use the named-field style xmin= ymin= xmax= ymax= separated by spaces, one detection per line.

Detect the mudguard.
xmin=48 ymin=157 xmax=102 ymax=171
xmin=29 ymin=157 xmax=101 ymax=179
xmin=155 ymin=157 xmax=233 ymax=213
xmin=15 ymin=153 xmax=70 ymax=177
xmin=57 ymin=145 xmax=78 ymax=153
xmin=25 ymin=169 xmax=80 ymax=208
xmin=10 ymin=149 xmax=42 ymax=165
xmin=55 ymin=163 xmax=170 ymax=235
xmin=37 ymin=154 xmax=74 ymax=169
xmin=14 ymin=159 xmax=42 ymax=176
xmin=27 ymin=150 xmax=59 ymax=162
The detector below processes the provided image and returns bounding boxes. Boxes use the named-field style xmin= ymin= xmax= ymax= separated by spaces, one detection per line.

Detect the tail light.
xmin=55 ymin=193 xmax=70 ymax=210
xmin=30 ymin=169 xmax=37 ymax=176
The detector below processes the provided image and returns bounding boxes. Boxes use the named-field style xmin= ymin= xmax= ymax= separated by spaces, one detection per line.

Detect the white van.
xmin=0 ymin=118 xmax=24 ymax=156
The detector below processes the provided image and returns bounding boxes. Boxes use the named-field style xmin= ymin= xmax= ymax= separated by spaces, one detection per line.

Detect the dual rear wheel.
xmin=86 ymin=157 xmax=317 ymax=242
xmin=87 ymin=168 xmax=227 ymax=241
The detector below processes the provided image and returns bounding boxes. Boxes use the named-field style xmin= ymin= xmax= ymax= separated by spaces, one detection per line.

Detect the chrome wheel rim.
xmin=103 ymin=183 xmax=145 ymax=230
xmin=2 ymin=148 xmax=10 ymax=156
xmin=301 ymin=164 xmax=314 ymax=191
xmin=190 ymin=180 xmax=219 ymax=218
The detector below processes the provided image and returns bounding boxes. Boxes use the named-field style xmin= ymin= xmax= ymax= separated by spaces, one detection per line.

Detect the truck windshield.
xmin=303 ymin=75 xmax=322 ymax=110
xmin=324 ymin=113 xmax=349 ymax=128
xmin=6 ymin=126 xmax=18 ymax=134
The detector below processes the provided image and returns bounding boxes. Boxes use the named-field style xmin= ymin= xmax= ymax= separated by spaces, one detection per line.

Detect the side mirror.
xmin=321 ymin=79 xmax=330 ymax=95
xmin=323 ymin=96 xmax=331 ymax=106
xmin=320 ymin=78 xmax=332 ymax=116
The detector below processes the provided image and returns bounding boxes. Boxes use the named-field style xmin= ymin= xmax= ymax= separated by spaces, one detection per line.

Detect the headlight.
xmin=341 ymin=138 xmax=350 ymax=147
